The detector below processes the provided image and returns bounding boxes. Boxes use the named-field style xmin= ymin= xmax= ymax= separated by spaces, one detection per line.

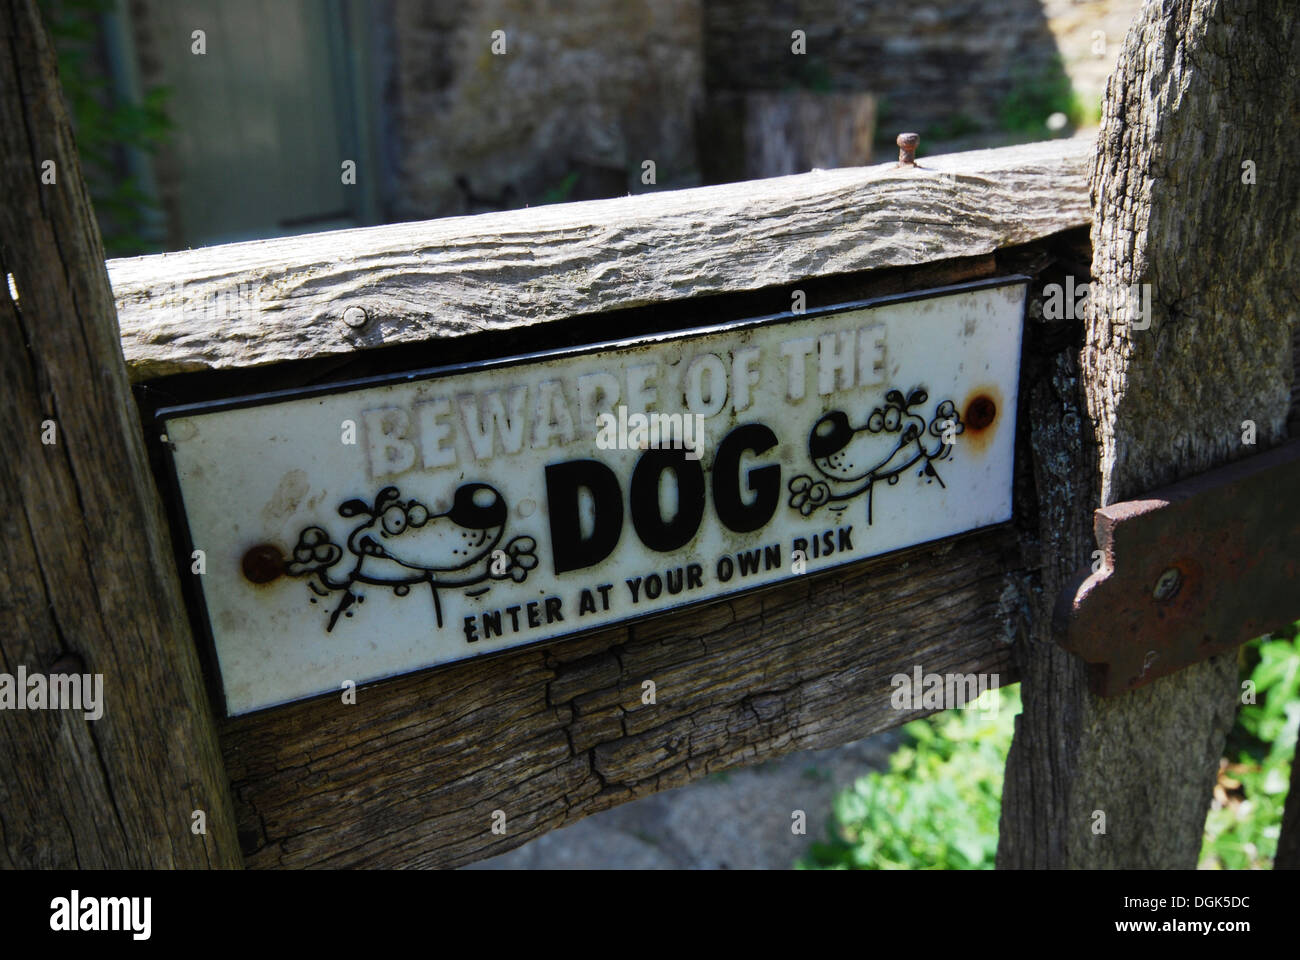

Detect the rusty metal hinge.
xmin=1054 ymin=440 xmax=1300 ymax=696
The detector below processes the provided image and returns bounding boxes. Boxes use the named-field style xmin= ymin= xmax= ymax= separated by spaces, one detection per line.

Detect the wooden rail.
xmin=109 ymin=138 xmax=1093 ymax=380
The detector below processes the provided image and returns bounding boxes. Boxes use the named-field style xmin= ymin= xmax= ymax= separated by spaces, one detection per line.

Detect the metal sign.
xmin=157 ymin=278 xmax=1027 ymax=715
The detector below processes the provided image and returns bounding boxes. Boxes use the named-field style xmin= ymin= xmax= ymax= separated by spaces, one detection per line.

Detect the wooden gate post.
xmin=999 ymin=0 xmax=1299 ymax=868
xmin=0 ymin=0 xmax=241 ymax=868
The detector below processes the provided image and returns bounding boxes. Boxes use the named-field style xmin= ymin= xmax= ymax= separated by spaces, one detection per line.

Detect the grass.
xmin=801 ymin=625 xmax=1300 ymax=869
xmin=798 ymin=686 xmax=1018 ymax=869
xmin=1200 ymin=628 xmax=1300 ymax=868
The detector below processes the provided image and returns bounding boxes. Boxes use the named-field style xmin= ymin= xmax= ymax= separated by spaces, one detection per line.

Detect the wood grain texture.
xmin=0 ymin=0 xmax=242 ymax=868
xmin=216 ymin=234 xmax=1093 ymax=869
xmin=224 ymin=527 xmax=1023 ymax=869
xmin=1287 ymin=320 xmax=1300 ymax=867
xmin=1000 ymin=0 xmax=1299 ymax=869
xmin=107 ymin=138 xmax=1093 ymax=382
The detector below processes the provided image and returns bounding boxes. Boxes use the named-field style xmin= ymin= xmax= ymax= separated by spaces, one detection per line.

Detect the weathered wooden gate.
xmin=3 ymin=0 xmax=1297 ymax=870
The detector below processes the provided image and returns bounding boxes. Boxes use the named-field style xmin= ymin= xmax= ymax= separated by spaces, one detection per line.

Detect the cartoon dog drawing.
xmin=788 ymin=387 xmax=962 ymax=523
xmin=284 ymin=483 xmax=537 ymax=631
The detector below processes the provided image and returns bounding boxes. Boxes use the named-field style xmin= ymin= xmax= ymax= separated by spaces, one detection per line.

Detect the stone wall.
xmin=117 ymin=0 xmax=1141 ymax=239
xmin=702 ymin=0 xmax=1139 ymax=142
xmin=383 ymin=0 xmax=705 ymax=221
xmin=384 ymin=0 xmax=1141 ymax=218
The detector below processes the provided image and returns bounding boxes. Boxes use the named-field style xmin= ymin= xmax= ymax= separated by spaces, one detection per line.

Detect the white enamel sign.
xmin=159 ymin=278 xmax=1027 ymax=715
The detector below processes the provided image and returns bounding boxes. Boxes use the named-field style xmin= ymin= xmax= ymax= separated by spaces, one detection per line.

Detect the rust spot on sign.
xmin=960 ymin=387 xmax=1000 ymax=453
xmin=242 ymin=544 xmax=285 ymax=584
xmin=965 ymin=392 xmax=997 ymax=430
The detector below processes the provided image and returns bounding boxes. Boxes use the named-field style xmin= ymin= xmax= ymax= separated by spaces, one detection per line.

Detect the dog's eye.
xmin=884 ymin=408 xmax=900 ymax=431
xmin=809 ymin=411 xmax=852 ymax=459
xmin=868 ymin=409 xmax=885 ymax=432
xmin=381 ymin=505 xmax=407 ymax=536
xmin=449 ymin=483 xmax=507 ymax=529
xmin=407 ymin=503 xmax=428 ymax=527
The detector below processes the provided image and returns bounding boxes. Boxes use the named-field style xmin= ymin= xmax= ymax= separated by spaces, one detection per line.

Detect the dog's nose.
xmin=809 ymin=411 xmax=853 ymax=459
xmin=447 ymin=483 xmax=507 ymax=529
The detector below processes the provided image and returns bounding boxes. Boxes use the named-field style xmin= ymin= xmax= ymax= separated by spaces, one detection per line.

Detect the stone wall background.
xmin=383 ymin=0 xmax=1141 ymax=220
xmin=704 ymin=0 xmax=1059 ymax=136
xmin=116 ymin=0 xmax=1142 ymax=251
xmin=383 ymin=0 xmax=705 ymax=220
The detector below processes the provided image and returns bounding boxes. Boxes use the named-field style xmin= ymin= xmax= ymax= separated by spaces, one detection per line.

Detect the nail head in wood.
xmin=897 ymin=132 xmax=920 ymax=166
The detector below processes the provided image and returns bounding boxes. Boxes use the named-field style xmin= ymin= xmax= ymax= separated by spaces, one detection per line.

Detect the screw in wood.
xmin=342 ymin=306 xmax=368 ymax=329
xmin=896 ymin=132 xmax=920 ymax=166
xmin=1152 ymin=566 xmax=1182 ymax=602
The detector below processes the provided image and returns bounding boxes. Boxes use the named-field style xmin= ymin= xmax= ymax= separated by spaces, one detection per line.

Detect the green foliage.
xmin=871 ymin=95 xmax=897 ymax=147
xmin=799 ymin=687 xmax=1019 ymax=869
xmin=1200 ymin=627 xmax=1300 ymax=869
xmin=538 ymin=171 xmax=580 ymax=206
xmin=798 ymin=625 xmax=1299 ymax=871
xmin=997 ymin=56 xmax=1084 ymax=135
xmin=794 ymin=58 xmax=834 ymax=94
xmin=923 ymin=112 xmax=983 ymax=143
xmin=41 ymin=0 xmax=172 ymax=256
xmin=1078 ymin=95 xmax=1104 ymax=128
